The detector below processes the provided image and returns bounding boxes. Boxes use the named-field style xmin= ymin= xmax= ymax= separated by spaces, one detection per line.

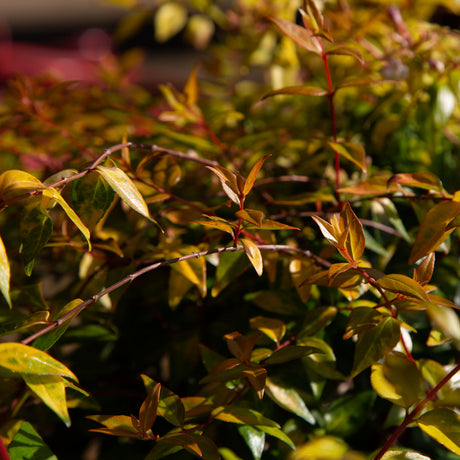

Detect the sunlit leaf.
xmin=194 ymin=215 xmax=235 ymax=235
xmin=339 ymin=202 xmax=366 ymax=261
xmin=268 ymin=16 xmax=322 ymax=55
xmin=380 ymin=451 xmax=431 ymax=459
xmin=290 ymin=436 xmax=349 ymax=460
xmin=241 ymin=238 xmax=263 ymax=276
xmin=266 ymin=377 xmax=315 ymax=424
xmin=388 ymin=172 xmax=444 ymax=193
xmin=0 ymin=235 xmax=11 ymax=307
xmin=262 ymin=85 xmax=328 ymax=99
xmin=242 ymin=367 xmax=267 ymax=399
xmin=154 ymin=2 xmax=188 ymax=43
xmin=212 ymin=405 xmax=278 ymax=427
xmin=236 ymin=209 xmax=264 ymax=227
xmin=238 ymin=425 xmax=265 ymax=460
xmin=43 ymin=188 xmax=91 ymax=250
xmin=0 ymin=342 xmax=77 ymax=381
xmin=409 ymin=201 xmax=460 ymax=264
xmin=417 ymin=408 xmax=460 ymax=455
xmin=324 ymin=44 xmax=364 ymax=65
xmin=426 ymin=303 xmax=460 ymax=343
xmin=257 ymin=425 xmax=295 ymax=450
xmin=97 ymin=164 xmax=156 ymax=224
xmin=376 ymin=274 xmax=428 ymax=301
xmin=206 ymin=165 xmax=240 ymax=205
xmin=22 ymin=373 xmax=71 ymax=426
xmin=249 ymin=316 xmax=285 ymax=344
xmin=243 ymin=155 xmax=270 ymax=196
xmin=87 ymin=414 xmax=140 ymax=438
xmin=371 ymin=352 xmax=425 ymax=407
xmin=0 ymin=170 xmax=44 ymax=201
xmin=311 ymin=215 xmax=338 ymax=246
xmin=351 ymin=316 xmax=401 ymax=377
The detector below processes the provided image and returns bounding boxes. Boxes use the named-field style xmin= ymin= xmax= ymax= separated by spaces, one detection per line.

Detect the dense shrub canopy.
xmin=1 ymin=1 xmax=460 ymax=459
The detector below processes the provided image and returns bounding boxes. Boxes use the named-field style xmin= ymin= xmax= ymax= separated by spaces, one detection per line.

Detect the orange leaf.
xmin=139 ymin=382 xmax=161 ymax=434
xmin=241 ymin=238 xmax=263 ymax=276
xmin=243 ymin=154 xmax=271 ymax=196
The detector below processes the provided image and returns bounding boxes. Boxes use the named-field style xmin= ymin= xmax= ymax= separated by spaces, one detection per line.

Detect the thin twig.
xmin=21 ymin=244 xmax=327 ymax=346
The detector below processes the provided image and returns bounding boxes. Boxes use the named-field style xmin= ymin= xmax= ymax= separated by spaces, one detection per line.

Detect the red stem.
xmin=0 ymin=437 xmax=10 ymax=460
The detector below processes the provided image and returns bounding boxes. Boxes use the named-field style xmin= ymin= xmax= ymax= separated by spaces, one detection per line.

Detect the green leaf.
xmin=154 ymin=2 xmax=188 ymax=42
xmin=96 ymin=164 xmax=156 ymax=224
xmin=0 ymin=310 xmax=49 ymax=337
xmin=43 ymin=188 xmax=91 ymax=251
xmin=426 ymin=303 xmax=460 ymax=343
xmin=212 ymin=405 xmax=278 ymax=427
xmin=322 ymin=391 xmax=376 ymax=437
xmin=262 ymin=85 xmax=328 ymax=99
xmin=241 ymin=238 xmax=263 ymax=276
xmin=340 ymin=202 xmax=366 ymax=260
xmin=0 ymin=343 xmax=77 ymax=381
xmin=409 ymin=201 xmax=460 ymax=264
xmin=20 ymin=206 xmax=53 ymax=276
xmin=238 ymin=425 xmax=265 ymax=460
xmin=265 ymin=345 xmax=319 ymax=365
xmin=417 ymin=408 xmax=460 ymax=455
xmin=266 ymin=377 xmax=315 ymax=424
xmin=212 ymin=250 xmax=249 ymax=297
xmin=324 ymin=44 xmax=364 ymax=65
xmin=7 ymin=420 xmax=58 ymax=460
xmin=152 ymin=155 xmax=182 ymax=190
xmin=32 ymin=298 xmax=83 ymax=351
xmin=351 ymin=316 xmax=401 ymax=377
xmin=376 ymin=274 xmax=429 ymax=301
xmin=245 ymin=290 xmax=306 ymax=316
xmin=71 ymin=171 xmax=115 ymax=230
xmin=22 ymin=373 xmax=72 ymax=426
xmin=298 ymin=306 xmax=337 ymax=338
xmin=370 ymin=352 xmax=425 ymax=407
xmin=0 ymin=235 xmax=11 ymax=307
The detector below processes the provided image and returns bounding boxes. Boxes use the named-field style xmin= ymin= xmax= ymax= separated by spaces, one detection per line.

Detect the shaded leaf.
xmin=328 ymin=141 xmax=366 ymax=172
xmin=236 ymin=209 xmax=264 ymax=227
xmin=388 ymin=172 xmax=444 ymax=193
xmin=417 ymin=408 xmax=460 ymax=455
xmin=409 ymin=201 xmax=460 ymax=264
xmin=245 ymin=290 xmax=306 ymax=315
xmin=414 ymin=253 xmax=435 ymax=286
xmin=139 ymin=382 xmax=161 ymax=434
xmin=426 ymin=303 xmax=460 ymax=343
xmin=257 ymin=425 xmax=295 ymax=450
xmin=324 ymin=44 xmax=364 ymax=65
xmin=7 ymin=421 xmax=58 ymax=460
xmin=20 ymin=206 xmax=53 ymax=276
xmin=0 ymin=310 xmax=50 ymax=337
xmin=340 ymin=202 xmax=366 ymax=261
xmin=352 ymin=316 xmax=401 ymax=377
xmin=265 ymin=345 xmax=319 ymax=365
xmin=212 ymin=251 xmax=249 ymax=297
xmin=250 ymin=316 xmax=285 ymax=344
xmin=152 ymin=156 xmax=182 ymax=190
xmin=206 ymin=165 xmax=240 ymax=205
xmin=290 ymin=436 xmax=349 ymax=460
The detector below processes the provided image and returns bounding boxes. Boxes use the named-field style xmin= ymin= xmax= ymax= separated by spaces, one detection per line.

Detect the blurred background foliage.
xmin=0 ymin=0 xmax=460 ymax=459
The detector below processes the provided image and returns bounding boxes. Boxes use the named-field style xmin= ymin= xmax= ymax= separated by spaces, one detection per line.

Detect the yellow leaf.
xmin=22 ymin=374 xmax=71 ymax=426
xmin=241 ymin=238 xmax=263 ymax=276
xmin=0 ymin=235 xmax=11 ymax=307
xmin=154 ymin=2 xmax=188 ymax=42
xmin=0 ymin=170 xmax=44 ymax=201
